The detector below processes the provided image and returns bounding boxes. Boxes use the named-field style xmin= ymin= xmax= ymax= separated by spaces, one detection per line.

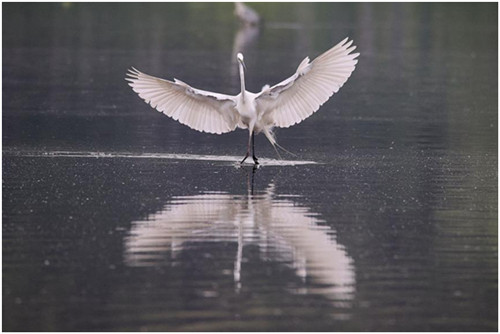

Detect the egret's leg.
xmin=240 ymin=132 xmax=252 ymax=164
xmin=252 ymin=133 xmax=259 ymax=164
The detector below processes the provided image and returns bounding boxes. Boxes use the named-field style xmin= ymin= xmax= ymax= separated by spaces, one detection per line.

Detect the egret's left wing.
xmin=255 ymin=38 xmax=359 ymax=128
xmin=126 ymin=68 xmax=239 ymax=134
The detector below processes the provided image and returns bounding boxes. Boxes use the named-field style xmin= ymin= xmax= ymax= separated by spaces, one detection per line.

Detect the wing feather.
xmin=256 ymin=38 xmax=359 ymax=128
xmin=126 ymin=68 xmax=239 ymax=134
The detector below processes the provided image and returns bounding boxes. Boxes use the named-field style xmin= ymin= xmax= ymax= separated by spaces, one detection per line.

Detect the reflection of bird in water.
xmin=234 ymin=2 xmax=260 ymax=27
xmin=231 ymin=15 xmax=259 ymax=70
xmin=127 ymin=39 xmax=359 ymax=165
xmin=124 ymin=179 xmax=356 ymax=308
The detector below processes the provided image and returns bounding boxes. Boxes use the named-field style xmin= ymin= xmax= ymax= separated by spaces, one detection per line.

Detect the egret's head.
xmin=237 ymin=53 xmax=244 ymax=63
xmin=237 ymin=53 xmax=246 ymax=71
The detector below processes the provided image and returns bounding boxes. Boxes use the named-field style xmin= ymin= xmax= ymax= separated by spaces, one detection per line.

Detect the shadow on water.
xmin=124 ymin=167 xmax=355 ymax=313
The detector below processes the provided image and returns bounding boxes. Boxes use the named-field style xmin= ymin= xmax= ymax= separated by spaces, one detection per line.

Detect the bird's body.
xmin=126 ymin=38 xmax=359 ymax=164
xmin=236 ymin=95 xmax=256 ymax=129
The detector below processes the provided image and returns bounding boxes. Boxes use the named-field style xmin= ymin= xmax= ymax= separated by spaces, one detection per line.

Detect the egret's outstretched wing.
xmin=126 ymin=68 xmax=239 ymax=134
xmin=256 ymin=38 xmax=359 ymax=128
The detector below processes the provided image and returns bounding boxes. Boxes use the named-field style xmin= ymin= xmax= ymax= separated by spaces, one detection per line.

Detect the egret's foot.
xmin=240 ymin=153 xmax=249 ymax=164
xmin=252 ymin=156 xmax=259 ymax=165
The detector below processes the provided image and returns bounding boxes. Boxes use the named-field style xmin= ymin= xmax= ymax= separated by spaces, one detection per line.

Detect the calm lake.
xmin=3 ymin=2 xmax=497 ymax=331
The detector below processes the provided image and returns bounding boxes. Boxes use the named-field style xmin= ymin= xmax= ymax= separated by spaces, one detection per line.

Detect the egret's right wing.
xmin=255 ymin=38 xmax=359 ymax=128
xmin=126 ymin=68 xmax=239 ymax=134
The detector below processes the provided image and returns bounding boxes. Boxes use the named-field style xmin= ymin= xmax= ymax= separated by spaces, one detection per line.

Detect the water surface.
xmin=3 ymin=3 xmax=497 ymax=331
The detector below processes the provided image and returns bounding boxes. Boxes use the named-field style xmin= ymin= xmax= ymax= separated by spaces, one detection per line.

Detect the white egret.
xmin=126 ymin=38 xmax=359 ymax=164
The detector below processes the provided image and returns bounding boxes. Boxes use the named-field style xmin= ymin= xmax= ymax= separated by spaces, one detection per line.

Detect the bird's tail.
xmin=262 ymin=127 xmax=297 ymax=159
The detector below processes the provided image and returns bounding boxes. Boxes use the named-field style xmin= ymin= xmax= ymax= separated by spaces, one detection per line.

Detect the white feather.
xmin=126 ymin=68 xmax=239 ymax=134
xmin=256 ymin=37 xmax=359 ymax=128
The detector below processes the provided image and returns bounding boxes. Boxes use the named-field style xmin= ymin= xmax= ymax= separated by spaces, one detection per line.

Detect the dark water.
xmin=3 ymin=3 xmax=497 ymax=331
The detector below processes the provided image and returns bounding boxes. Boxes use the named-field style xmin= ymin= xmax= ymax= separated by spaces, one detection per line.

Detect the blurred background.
xmin=3 ymin=2 xmax=497 ymax=331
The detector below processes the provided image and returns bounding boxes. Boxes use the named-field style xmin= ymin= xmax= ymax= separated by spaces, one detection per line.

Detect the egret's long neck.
xmin=239 ymin=62 xmax=246 ymax=102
